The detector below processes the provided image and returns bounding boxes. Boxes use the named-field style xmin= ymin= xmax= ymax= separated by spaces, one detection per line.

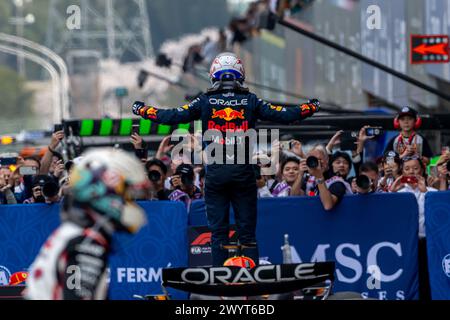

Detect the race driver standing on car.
xmin=132 ymin=52 xmax=320 ymax=266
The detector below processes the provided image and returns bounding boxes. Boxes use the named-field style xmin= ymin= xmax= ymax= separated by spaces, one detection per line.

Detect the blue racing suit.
xmin=133 ymin=87 xmax=319 ymax=266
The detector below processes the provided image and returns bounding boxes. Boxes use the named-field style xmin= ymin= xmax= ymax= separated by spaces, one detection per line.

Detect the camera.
xmin=33 ymin=175 xmax=60 ymax=198
xmin=148 ymin=170 xmax=162 ymax=183
xmin=175 ymin=164 xmax=194 ymax=187
xmin=306 ymin=156 xmax=319 ymax=169
xmin=356 ymin=175 xmax=372 ymax=191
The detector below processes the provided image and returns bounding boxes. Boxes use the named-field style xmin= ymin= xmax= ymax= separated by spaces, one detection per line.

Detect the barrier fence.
xmin=0 ymin=192 xmax=449 ymax=300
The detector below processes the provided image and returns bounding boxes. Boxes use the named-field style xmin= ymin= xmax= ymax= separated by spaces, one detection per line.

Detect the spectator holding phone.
xmin=326 ymin=125 xmax=377 ymax=173
xmin=390 ymin=156 xmax=436 ymax=237
xmin=384 ymin=107 xmax=433 ymax=165
xmin=13 ymin=156 xmax=41 ymax=203
xmin=40 ymin=130 xmax=65 ymax=175
xmin=389 ymin=155 xmax=436 ymax=300
xmin=145 ymin=159 xmax=171 ymax=200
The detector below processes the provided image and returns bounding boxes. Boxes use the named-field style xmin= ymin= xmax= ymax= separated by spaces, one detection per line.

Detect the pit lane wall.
xmin=0 ymin=192 xmax=449 ymax=300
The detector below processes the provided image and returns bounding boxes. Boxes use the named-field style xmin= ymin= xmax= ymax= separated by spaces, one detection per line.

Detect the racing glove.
xmin=132 ymin=101 xmax=147 ymax=116
xmin=300 ymin=99 xmax=320 ymax=117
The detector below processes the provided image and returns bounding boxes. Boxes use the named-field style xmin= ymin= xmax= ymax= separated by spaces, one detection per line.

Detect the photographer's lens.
xmin=148 ymin=170 xmax=162 ymax=182
xmin=446 ymin=161 xmax=450 ymax=172
xmin=306 ymin=156 xmax=319 ymax=169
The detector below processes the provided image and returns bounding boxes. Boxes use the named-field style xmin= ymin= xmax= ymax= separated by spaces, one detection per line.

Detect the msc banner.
xmin=425 ymin=191 xmax=450 ymax=300
xmin=0 ymin=201 xmax=188 ymax=300
xmin=189 ymin=194 xmax=420 ymax=300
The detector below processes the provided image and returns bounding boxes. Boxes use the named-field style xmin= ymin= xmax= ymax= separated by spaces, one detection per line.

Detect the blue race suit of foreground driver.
xmin=132 ymin=87 xmax=319 ymax=266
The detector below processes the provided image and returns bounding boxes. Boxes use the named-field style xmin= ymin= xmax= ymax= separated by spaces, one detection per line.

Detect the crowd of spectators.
xmin=0 ymin=107 xmax=449 ymax=232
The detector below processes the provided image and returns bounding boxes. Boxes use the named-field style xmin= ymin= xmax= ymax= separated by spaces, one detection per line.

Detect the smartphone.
xmin=401 ymin=176 xmax=418 ymax=184
xmin=132 ymin=124 xmax=140 ymax=135
xmin=54 ymin=124 xmax=63 ymax=133
xmin=340 ymin=131 xmax=358 ymax=151
xmin=281 ymin=141 xmax=291 ymax=150
xmin=19 ymin=166 xmax=37 ymax=176
xmin=0 ymin=157 xmax=17 ymax=166
xmin=365 ymin=127 xmax=382 ymax=137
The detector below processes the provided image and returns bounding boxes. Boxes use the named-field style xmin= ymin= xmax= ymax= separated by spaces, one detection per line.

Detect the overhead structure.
xmin=46 ymin=0 xmax=154 ymax=61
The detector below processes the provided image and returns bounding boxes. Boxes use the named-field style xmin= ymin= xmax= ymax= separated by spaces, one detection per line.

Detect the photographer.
xmin=23 ymin=175 xmax=60 ymax=204
xmin=145 ymin=159 xmax=171 ymax=200
xmin=352 ymin=162 xmax=380 ymax=194
xmin=304 ymin=149 xmax=353 ymax=210
xmin=299 ymin=145 xmax=329 ymax=196
xmin=168 ymin=164 xmax=202 ymax=207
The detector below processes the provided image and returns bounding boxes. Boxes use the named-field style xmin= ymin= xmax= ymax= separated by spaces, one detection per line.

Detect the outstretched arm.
xmin=256 ymin=99 xmax=320 ymax=124
xmin=132 ymin=96 xmax=203 ymax=125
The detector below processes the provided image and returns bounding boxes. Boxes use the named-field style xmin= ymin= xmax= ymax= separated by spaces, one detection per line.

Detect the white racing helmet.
xmin=209 ymin=52 xmax=245 ymax=84
xmin=69 ymin=148 xmax=149 ymax=234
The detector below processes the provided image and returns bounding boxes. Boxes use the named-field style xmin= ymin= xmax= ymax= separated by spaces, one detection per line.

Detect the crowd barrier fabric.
xmin=0 ymin=201 xmax=188 ymax=300
xmin=189 ymin=193 xmax=420 ymax=300
xmin=425 ymin=191 xmax=450 ymax=300
xmin=2 ymin=192 xmax=446 ymax=300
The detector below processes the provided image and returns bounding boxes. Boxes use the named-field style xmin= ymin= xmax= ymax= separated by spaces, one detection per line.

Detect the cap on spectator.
xmin=32 ymin=175 xmax=54 ymax=188
xmin=175 ymin=163 xmax=194 ymax=179
xmin=397 ymin=106 xmax=418 ymax=119
xmin=330 ymin=151 xmax=352 ymax=166
xmin=383 ymin=150 xmax=400 ymax=163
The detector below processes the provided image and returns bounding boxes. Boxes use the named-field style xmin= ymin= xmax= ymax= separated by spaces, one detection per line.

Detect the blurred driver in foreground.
xmin=25 ymin=148 xmax=149 ymax=300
